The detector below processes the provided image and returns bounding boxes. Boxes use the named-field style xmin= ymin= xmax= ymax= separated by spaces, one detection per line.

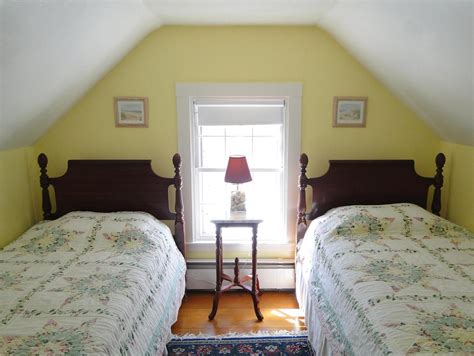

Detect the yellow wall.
xmin=0 ymin=147 xmax=36 ymax=247
xmin=441 ymin=141 xmax=474 ymax=232
xmin=34 ymin=26 xmax=443 ymax=256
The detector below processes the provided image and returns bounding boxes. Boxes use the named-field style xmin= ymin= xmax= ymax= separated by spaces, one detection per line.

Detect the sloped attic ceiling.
xmin=0 ymin=0 xmax=159 ymax=149
xmin=0 ymin=0 xmax=472 ymax=150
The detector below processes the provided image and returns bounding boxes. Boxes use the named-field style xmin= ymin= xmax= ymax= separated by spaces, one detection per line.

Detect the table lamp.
xmin=224 ymin=155 xmax=252 ymax=216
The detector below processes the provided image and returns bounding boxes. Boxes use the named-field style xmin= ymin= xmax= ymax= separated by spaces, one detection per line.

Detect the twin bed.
xmin=1 ymin=152 xmax=472 ymax=355
xmin=295 ymin=153 xmax=474 ymax=355
xmin=0 ymin=154 xmax=186 ymax=355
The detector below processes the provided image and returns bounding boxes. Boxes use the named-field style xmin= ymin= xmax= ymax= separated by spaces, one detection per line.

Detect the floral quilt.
xmin=0 ymin=212 xmax=186 ymax=355
xmin=299 ymin=203 xmax=474 ymax=355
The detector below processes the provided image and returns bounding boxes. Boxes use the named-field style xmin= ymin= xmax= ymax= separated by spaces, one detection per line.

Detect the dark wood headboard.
xmin=37 ymin=153 xmax=185 ymax=257
xmin=296 ymin=153 xmax=446 ymax=242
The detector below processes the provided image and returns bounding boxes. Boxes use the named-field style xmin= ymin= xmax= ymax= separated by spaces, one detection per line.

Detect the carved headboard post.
xmin=297 ymin=153 xmax=309 ymax=242
xmin=38 ymin=153 xmax=53 ymax=220
xmin=431 ymin=152 xmax=446 ymax=216
xmin=173 ymin=153 xmax=185 ymax=257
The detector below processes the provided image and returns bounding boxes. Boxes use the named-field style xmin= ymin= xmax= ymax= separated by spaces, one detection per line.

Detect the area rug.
xmin=166 ymin=330 xmax=313 ymax=355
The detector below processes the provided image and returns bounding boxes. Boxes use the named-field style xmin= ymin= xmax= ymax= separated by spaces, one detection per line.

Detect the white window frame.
xmin=176 ymin=83 xmax=302 ymax=257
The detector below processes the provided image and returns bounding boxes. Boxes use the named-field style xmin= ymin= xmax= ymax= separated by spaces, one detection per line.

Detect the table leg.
xmin=209 ymin=226 xmax=222 ymax=320
xmin=252 ymin=225 xmax=264 ymax=321
xmin=233 ymin=257 xmax=240 ymax=283
xmin=256 ymin=277 xmax=262 ymax=296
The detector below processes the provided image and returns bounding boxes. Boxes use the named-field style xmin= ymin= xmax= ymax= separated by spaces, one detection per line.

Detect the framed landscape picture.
xmin=333 ymin=96 xmax=367 ymax=127
xmin=114 ymin=96 xmax=148 ymax=127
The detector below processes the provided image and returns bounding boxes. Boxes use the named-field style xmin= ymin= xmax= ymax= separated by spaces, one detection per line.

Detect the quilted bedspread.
xmin=0 ymin=212 xmax=186 ymax=355
xmin=299 ymin=203 xmax=474 ymax=355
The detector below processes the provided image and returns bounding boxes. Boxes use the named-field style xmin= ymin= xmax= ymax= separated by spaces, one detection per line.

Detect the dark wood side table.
xmin=208 ymin=218 xmax=264 ymax=321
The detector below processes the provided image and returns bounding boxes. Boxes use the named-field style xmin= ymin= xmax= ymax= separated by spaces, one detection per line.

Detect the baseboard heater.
xmin=186 ymin=259 xmax=295 ymax=290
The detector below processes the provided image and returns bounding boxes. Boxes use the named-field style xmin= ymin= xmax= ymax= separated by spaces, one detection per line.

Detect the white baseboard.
xmin=186 ymin=260 xmax=295 ymax=290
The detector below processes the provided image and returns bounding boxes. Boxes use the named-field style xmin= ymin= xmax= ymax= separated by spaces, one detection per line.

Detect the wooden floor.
xmin=171 ymin=291 xmax=306 ymax=335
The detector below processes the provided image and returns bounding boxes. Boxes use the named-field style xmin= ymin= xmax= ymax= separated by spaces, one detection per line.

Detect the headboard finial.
xmin=173 ymin=153 xmax=182 ymax=169
xmin=300 ymin=153 xmax=308 ymax=168
xmin=297 ymin=153 xmax=309 ymax=242
xmin=37 ymin=153 xmax=53 ymax=220
xmin=435 ymin=152 xmax=446 ymax=169
xmin=38 ymin=153 xmax=48 ymax=168
xmin=432 ymin=152 xmax=446 ymax=216
xmin=173 ymin=153 xmax=185 ymax=257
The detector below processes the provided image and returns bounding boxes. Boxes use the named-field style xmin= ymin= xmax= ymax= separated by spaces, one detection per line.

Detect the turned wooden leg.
xmin=209 ymin=293 xmax=220 ymax=320
xmin=233 ymin=257 xmax=240 ymax=284
xmin=251 ymin=291 xmax=264 ymax=321
xmin=256 ymin=276 xmax=262 ymax=296
xmin=209 ymin=226 xmax=222 ymax=320
xmin=252 ymin=225 xmax=263 ymax=321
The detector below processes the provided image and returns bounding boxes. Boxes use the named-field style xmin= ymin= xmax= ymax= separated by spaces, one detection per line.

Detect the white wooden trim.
xmin=176 ymin=83 xmax=302 ymax=98
xmin=286 ymin=94 xmax=302 ymax=247
xmin=186 ymin=264 xmax=295 ymax=289
xmin=176 ymin=83 xmax=303 ymax=248
xmin=185 ymin=241 xmax=296 ymax=259
xmin=176 ymin=95 xmax=195 ymax=246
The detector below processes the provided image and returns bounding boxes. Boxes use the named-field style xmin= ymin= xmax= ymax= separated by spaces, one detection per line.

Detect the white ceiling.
xmin=0 ymin=0 xmax=472 ymax=149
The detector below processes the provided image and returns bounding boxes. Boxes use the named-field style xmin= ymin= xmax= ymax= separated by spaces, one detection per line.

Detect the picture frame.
xmin=333 ymin=96 xmax=367 ymax=127
xmin=114 ymin=96 xmax=148 ymax=128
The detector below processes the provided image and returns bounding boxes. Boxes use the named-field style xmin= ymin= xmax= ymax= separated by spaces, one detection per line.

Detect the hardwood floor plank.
xmin=172 ymin=291 xmax=306 ymax=335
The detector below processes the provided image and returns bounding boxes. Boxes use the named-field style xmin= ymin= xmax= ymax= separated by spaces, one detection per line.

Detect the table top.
xmin=211 ymin=218 xmax=263 ymax=224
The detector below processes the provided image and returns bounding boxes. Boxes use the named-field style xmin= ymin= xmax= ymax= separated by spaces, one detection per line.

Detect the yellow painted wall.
xmin=0 ymin=147 xmax=36 ymax=247
xmin=34 ymin=26 xmax=442 ymax=256
xmin=441 ymin=141 xmax=474 ymax=232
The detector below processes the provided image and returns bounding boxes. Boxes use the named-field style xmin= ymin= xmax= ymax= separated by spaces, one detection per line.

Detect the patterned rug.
xmin=166 ymin=331 xmax=313 ymax=355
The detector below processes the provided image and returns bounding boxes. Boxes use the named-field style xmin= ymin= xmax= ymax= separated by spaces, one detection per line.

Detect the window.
xmin=177 ymin=83 xmax=302 ymax=253
xmin=193 ymin=99 xmax=285 ymax=242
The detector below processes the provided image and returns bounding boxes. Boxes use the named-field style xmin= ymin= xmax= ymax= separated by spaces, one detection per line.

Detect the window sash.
xmin=192 ymin=101 xmax=286 ymax=242
xmin=196 ymin=125 xmax=284 ymax=170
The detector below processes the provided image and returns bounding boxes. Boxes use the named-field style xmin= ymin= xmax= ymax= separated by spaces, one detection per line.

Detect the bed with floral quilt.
xmin=0 ymin=211 xmax=186 ymax=355
xmin=296 ymin=203 xmax=474 ymax=355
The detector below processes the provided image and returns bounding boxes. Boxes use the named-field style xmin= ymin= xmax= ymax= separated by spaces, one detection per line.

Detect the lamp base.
xmin=229 ymin=211 xmax=247 ymax=219
xmin=230 ymin=189 xmax=246 ymax=214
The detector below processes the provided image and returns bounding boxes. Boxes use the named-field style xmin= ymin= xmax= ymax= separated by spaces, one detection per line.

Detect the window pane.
xmin=201 ymin=137 xmax=226 ymax=167
xmin=226 ymin=137 xmax=252 ymax=159
xmin=197 ymin=172 xmax=284 ymax=241
xmin=200 ymin=171 xmax=226 ymax=204
xmin=201 ymin=126 xmax=225 ymax=136
xmin=253 ymin=124 xmax=281 ymax=137
xmin=225 ymin=126 xmax=252 ymax=137
xmin=198 ymin=172 xmax=284 ymax=241
xmin=200 ymin=204 xmax=220 ymax=237
xmin=246 ymin=172 xmax=283 ymax=240
xmin=252 ymin=137 xmax=281 ymax=168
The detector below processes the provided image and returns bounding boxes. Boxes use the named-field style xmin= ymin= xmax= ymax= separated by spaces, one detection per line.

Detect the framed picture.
xmin=114 ymin=96 xmax=148 ymax=127
xmin=333 ymin=96 xmax=367 ymax=127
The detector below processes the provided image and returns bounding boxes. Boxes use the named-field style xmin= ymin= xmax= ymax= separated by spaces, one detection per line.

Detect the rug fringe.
xmin=171 ymin=329 xmax=308 ymax=340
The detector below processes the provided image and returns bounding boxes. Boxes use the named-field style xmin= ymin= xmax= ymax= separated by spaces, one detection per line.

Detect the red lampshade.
xmin=224 ymin=156 xmax=252 ymax=184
